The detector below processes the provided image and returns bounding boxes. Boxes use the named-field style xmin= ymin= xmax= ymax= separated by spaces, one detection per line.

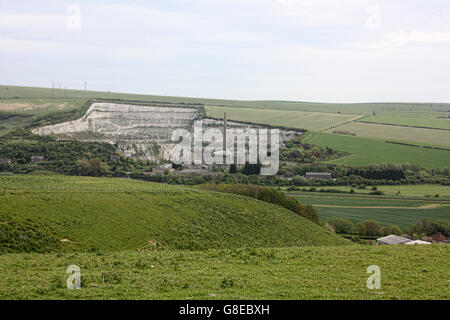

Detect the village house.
xmin=0 ymin=158 xmax=11 ymax=165
xmin=305 ymin=172 xmax=332 ymax=180
xmin=31 ymin=156 xmax=45 ymax=162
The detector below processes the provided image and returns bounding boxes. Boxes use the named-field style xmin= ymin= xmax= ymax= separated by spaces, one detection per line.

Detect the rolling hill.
xmin=0 ymin=175 xmax=350 ymax=254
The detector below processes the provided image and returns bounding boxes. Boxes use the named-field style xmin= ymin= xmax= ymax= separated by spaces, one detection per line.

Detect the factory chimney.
xmin=223 ymin=112 xmax=227 ymax=163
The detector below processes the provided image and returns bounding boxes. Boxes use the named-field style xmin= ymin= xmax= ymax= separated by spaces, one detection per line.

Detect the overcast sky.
xmin=1 ymin=0 xmax=450 ymax=102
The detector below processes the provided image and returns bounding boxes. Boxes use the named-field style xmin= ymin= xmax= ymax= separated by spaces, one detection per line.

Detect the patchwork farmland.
xmin=205 ymin=105 xmax=362 ymax=131
xmin=325 ymin=122 xmax=450 ymax=147
xmin=303 ymin=132 xmax=450 ymax=168
xmin=287 ymin=193 xmax=450 ymax=229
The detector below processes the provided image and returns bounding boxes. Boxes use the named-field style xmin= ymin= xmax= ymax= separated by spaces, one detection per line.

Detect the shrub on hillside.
xmin=76 ymin=158 xmax=110 ymax=177
xmin=409 ymin=219 xmax=450 ymax=237
xmin=356 ymin=222 xmax=366 ymax=236
xmin=361 ymin=220 xmax=381 ymax=236
xmin=389 ymin=225 xmax=402 ymax=236
xmin=197 ymin=183 xmax=320 ymax=224
xmin=327 ymin=217 xmax=354 ymax=234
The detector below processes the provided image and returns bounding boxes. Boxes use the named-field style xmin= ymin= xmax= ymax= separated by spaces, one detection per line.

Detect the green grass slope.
xmin=0 ymin=175 xmax=349 ymax=253
xmin=0 ymin=245 xmax=448 ymax=299
xmin=304 ymin=132 xmax=450 ymax=169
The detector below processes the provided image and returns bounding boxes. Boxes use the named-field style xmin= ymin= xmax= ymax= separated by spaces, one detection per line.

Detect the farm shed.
xmin=377 ymin=235 xmax=411 ymax=245
xmin=305 ymin=172 xmax=332 ymax=180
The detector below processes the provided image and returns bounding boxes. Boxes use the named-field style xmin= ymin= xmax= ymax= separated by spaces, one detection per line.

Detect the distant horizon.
xmin=2 ymin=83 xmax=450 ymax=105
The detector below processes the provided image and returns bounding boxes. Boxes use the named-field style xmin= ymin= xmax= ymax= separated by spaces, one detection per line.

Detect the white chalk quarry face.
xmin=32 ymin=102 xmax=298 ymax=162
xmin=32 ymin=102 xmax=200 ymax=161
xmin=33 ymin=102 xmax=199 ymax=141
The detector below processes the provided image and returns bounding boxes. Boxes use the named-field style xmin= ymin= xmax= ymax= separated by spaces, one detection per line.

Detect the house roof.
xmin=377 ymin=235 xmax=411 ymax=245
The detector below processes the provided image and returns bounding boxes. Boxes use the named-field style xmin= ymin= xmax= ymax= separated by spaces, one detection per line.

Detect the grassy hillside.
xmin=0 ymin=175 xmax=349 ymax=253
xmin=2 ymin=85 xmax=449 ymax=115
xmin=0 ymin=245 xmax=448 ymax=299
xmin=304 ymin=132 xmax=450 ymax=169
xmin=205 ymin=106 xmax=360 ymax=131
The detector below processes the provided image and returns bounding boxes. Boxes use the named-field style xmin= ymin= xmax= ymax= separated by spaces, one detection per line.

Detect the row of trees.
xmin=279 ymin=162 xmax=450 ymax=185
xmin=197 ymin=183 xmax=320 ymax=224
xmin=326 ymin=218 xmax=400 ymax=237
xmin=326 ymin=217 xmax=450 ymax=239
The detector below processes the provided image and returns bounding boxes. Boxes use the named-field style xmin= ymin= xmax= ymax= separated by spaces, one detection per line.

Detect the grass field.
xmin=314 ymin=206 xmax=449 ymax=229
xmin=284 ymin=187 xmax=450 ymax=228
xmin=0 ymin=245 xmax=448 ymax=300
xmin=0 ymin=175 xmax=349 ymax=254
xmin=359 ymin=110 xmax=450 ymax=130
xmin=205 ymin=106 xmax=360 ymax=131
xmin=0 ymin=98 xmax=87 ymax=135
xmin=0 ymin=98 xmax=84 ymax=113
xmin=304 ymin=132 xmax=450 ymax=169
xmin=327 ymin=122 xmax=450 ymax=147
xmin=287 ymin=195 xmax=432 ymax=207
xmin=304 ymin=185 xmax=450 ymax=198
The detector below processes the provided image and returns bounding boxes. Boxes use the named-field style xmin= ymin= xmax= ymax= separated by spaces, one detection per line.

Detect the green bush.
xmin=327 ymin=217 xmax=354 ymax=234
xmin=361 ymin=220 xmax=381 ymax=236
xmin=409 ymin=219 xmax=450 ymax=237
xmin=389 ymin=225 xmax=402 ymax=236
xmin=356 ymin=222 xmax=367 ymax=236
